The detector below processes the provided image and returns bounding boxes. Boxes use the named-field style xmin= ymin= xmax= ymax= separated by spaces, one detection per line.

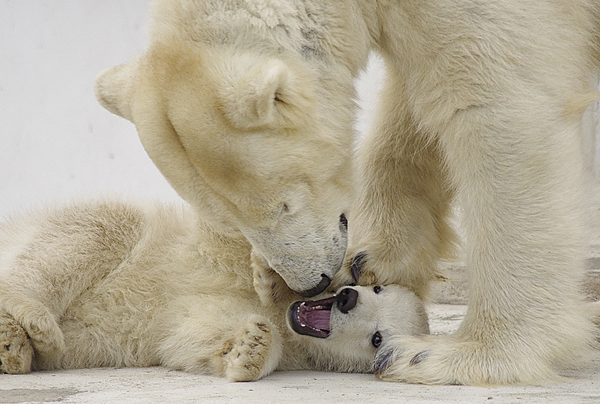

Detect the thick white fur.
xmin=0 ymin=199 xmax=428 ymax=380
xmin=92 ymin=0 xmax=600 ymax=385
xmin=345 ymin=1 xmax=600 ymax=385
xmin=94 ymin=1 xmax=366 ymax=296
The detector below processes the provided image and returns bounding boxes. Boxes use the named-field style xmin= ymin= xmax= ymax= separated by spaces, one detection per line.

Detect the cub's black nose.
xmin=336 ymin=288 xmax=358 ymax=313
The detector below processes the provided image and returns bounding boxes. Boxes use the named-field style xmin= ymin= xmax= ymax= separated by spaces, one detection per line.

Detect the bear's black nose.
xmin=336 ymin=288 xmax=358 ymax=313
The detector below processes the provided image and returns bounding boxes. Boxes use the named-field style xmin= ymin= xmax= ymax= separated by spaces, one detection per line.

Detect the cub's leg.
xmin=159 ymin=301 xmax=283 ymax=382
xmin=0 ymin=201 xmax=144 ymax=365
xmin=221 ymin=315 xmax=282 ymax=381
xmin=0 ymin=298 xmax=64 ymax=361
xmin=251 ymin=250 xmax=297 ymax=306
xmin=337 ymin=67 xmax=455 ymax=299
xmin=0 ymin=310 xmax=33 ymax=374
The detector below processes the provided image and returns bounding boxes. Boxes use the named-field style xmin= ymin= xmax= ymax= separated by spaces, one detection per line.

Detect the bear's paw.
xmin=374 ymin=334 xmax=558 ymax=385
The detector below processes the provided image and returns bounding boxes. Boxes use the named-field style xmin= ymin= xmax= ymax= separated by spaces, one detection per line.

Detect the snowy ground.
xmin=1 ymin=303 xmax=599 ymax=404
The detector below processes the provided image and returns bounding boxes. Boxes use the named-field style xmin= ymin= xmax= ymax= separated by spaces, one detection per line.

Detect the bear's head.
xmin=94 ymin=39 xmax=353 ymax=297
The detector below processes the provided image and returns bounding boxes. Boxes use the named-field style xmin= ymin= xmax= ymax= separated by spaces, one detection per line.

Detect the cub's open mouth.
xmin=288 ymin=296 xmax=336 ymax=338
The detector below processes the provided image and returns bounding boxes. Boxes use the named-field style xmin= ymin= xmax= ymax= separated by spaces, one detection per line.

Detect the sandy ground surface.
xmin=1 ymin=186 xmax=599 ymax=403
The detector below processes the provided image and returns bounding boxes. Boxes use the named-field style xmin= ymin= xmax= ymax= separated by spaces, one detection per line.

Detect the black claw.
xmin=409 ymin=351 xmax=429 ymax=366
xmin=350 ymin=252 xmax=367 ymax=283
xmin=374 ymin=346 xmax=395 ymax=375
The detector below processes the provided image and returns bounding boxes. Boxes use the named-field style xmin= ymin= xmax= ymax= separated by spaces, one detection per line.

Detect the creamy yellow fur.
xmin=0 ymin=199 xmax=428 ymax=380
xmin=346 ymin=1 xmax=600 ymax=385
xmin=92 ymin=0 xmax=600 ymax=385
xmin=94 ymin=1 xmax=366 ymax=296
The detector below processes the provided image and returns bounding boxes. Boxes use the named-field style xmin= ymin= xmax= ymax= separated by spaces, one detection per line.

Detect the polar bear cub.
xmin=0 ymin=199 xmax=428 ymax=380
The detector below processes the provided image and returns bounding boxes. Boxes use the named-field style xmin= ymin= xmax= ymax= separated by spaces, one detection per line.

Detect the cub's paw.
xmin=224 ymin=316 xmax=282 ymax=382
xmin=16 ymin=308 xmax=65 ymax=358
xmin=374 ymin=334 xmax=555 ymax=385
xmin=251 ymin=251 xmax=294 ymax=306
xmin=0 ymin=311 xmax=34 ymax=374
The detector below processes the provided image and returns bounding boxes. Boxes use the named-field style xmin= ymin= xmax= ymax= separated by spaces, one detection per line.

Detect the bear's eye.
xmin=371 ymin=331 xmax=382 ymax=348
xmin=373 ymin=286 xmax=382 ymax=294
xmin=339 ymin=213 xmax=348 ymax=231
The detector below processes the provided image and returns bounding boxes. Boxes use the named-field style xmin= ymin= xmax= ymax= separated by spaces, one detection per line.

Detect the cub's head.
xmin=95 ymin=39 xmax=353 ymax=297
xmin=288 ymin=285 xmax=430 ymax=372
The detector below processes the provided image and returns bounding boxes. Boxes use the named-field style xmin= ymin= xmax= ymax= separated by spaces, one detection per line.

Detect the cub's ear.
xmin=94 ymin=58 xmax=139 ymax=122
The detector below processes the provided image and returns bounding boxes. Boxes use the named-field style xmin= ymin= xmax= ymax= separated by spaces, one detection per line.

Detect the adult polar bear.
xmin=95 ymin=0 xmax=600 ymax=385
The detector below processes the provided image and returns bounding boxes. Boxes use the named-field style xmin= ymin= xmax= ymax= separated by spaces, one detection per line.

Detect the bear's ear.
xmin=219 ymin=59 xmax=290 ymax=129
xmin=94 ymin=59 xmax=139 ymax=122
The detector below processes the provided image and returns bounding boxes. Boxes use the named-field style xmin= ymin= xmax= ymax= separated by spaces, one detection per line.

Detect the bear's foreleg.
xmin=371 ymin=79 xmax=594 ymax=385
xmin=336 ymin=68 xmax=456 ymax=299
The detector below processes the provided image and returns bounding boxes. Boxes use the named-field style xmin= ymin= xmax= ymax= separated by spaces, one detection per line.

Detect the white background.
xmin=0 ymin=0 xmax=384 ymax=218
xmin=0 ymin=1 xmax=595 ymax=219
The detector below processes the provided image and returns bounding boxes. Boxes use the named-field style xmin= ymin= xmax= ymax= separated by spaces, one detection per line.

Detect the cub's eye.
xmin=371 ymin=331 xmax=382 ymax=348
xmin=373 ymin=286 xmax=382 ymax=294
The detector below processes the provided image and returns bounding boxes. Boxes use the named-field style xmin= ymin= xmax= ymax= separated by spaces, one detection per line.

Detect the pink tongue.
xmin=302 ymin=309 xmax=331 ymax=331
